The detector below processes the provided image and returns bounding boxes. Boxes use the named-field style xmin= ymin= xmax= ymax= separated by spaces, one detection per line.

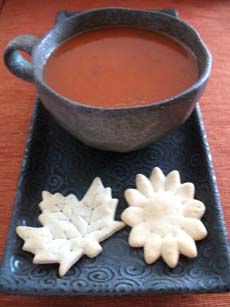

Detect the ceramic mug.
xmin=3 ymin=8 xmax=211 ymax=152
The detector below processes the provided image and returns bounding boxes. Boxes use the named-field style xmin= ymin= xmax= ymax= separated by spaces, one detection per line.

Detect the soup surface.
xmin=44 ymin=27 xmax=198 ymax=107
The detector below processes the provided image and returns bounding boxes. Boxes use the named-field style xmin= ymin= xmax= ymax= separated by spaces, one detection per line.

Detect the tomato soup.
xmin=44 ymin=27 xmax=198 ymax=107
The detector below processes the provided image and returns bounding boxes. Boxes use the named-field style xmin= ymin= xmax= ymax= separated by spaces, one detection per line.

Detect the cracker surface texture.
xmin=16 ymin=178 xmax=125 ymax=276
xmin=121 ymin=167 xmax=207 ymax=268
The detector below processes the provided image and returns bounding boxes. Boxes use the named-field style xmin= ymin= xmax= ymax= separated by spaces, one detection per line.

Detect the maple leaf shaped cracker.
xmin=121 ymin=167 xmax=207 ymax=268
xmin=16 ymin=178 xmax=125 ymax=276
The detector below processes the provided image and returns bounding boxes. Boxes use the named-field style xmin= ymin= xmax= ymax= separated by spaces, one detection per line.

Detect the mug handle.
xmin=3 ymin=34 xmax=40 ymax=83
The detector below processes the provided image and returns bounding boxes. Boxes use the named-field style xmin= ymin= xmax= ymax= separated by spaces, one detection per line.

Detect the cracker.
xmin=16 ymin=178 xmax=125 ymax=276
xmin=121 ymin=167 xmax=207 ymax=268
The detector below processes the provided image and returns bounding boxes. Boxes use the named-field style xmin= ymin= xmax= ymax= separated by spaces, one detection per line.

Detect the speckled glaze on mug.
xmin=3 ymin=7 xmax=212 ymax=152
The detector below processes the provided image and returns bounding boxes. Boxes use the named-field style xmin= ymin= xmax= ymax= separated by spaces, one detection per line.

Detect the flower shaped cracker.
xmin=121 ymin=167 xmax=207 ymax=268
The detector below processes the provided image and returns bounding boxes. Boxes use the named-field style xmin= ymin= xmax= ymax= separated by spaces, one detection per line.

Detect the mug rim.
xmin=34 ymin=7 xmax=212 ymax=111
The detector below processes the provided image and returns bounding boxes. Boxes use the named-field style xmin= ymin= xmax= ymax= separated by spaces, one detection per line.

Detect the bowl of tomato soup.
xmin=4 ymin=8 xmax=211 ymax=152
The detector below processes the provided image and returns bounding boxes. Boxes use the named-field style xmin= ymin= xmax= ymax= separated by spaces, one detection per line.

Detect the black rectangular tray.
xmin=0 ymin=10 xmax=230 ymax=296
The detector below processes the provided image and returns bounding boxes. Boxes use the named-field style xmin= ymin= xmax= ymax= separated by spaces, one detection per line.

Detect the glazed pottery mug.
xmin=3 ymin=8 xmax=211 ymax=152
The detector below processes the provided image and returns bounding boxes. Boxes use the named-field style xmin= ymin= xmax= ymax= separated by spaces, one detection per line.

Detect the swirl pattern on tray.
xmin=0 ymin=98 xmax=229 ymax=295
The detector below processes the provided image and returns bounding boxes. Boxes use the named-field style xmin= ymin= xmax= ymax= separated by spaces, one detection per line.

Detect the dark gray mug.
xmin=3 ymin=8 xmax=211 ymax=152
